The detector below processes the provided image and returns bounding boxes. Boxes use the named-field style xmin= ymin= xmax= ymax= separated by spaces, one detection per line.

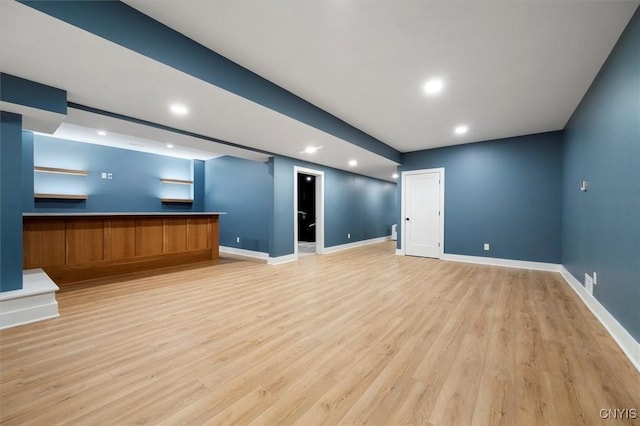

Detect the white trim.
xmin=293 ymin=166 xmax=325 ymax=255
xmin=441 ymin=253 xmax=561 ymax=272
xmin=267 ymin=253 xmax=298 ymax=265
xmin=322 ymin=236 xmax=391 ymax=254
xmin=560 ymin=267 xmax=640 ymax=373
xmin=400 ymin=168 xmax=445 ymax=258
xmin=400 ymin=248 xmax=561 ymax=272
xmin=0 ymin=269 xmax=59 ymax=330
xmin=219 ymin=246 xmax=268 ymax=261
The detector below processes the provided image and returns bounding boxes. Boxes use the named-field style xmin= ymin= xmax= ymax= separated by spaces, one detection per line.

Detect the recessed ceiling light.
xmin=301 ymin=145 xmax=322 ymax=154
xmin=392 ymin=173 xmax=399 ymax=179
xmin=166 ymin=143 xmax=174 ymax=149
xmin=454 ymin=125 xmax=468 ymax=135
xmin=97 ymin=130 xmax=107 ymax=136
xmin=348 ymin=160 xmax=357 ymax=167
xmin=306 ymin=176 xmax=312 ymax=182
xmin=169 ymin=104 xmax=188 ymax=116
xmin=423 ymin=78 xmax=444 ymax=95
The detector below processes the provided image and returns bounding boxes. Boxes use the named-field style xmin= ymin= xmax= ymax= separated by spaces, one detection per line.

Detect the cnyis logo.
xmin=599 ymin=408 xmax=638 ymax=420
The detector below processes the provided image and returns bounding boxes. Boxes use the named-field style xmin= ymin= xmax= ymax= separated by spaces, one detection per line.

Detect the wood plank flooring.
xmin=1 ymin=242 xmax=638 ymax=425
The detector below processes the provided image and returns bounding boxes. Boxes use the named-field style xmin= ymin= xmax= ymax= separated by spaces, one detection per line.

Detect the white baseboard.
xmin=441 ymin=253 xmax=562 ymax=272
xmin=220 ymin=246 xmax=268 ymax=261
xmin=560 ymin=267 xmax=640 ymax=373
xmin=0 ymin=269 xmax=59 ymax=330
xmin=268 ymin=253 xmax=298 ymax=265
xmin=267 ymin=236 xmax=392 ymax=265
xmin=395 ymin=249 xmax=403 ymax=256
xmin=322 ymin=236 xmax=391 ymax=255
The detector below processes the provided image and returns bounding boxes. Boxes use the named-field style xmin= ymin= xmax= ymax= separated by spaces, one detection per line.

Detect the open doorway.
xmin=294 ymin=166 xmax=324 ymax=257
xmin=297 ymin=173 xmax=316 ymax=256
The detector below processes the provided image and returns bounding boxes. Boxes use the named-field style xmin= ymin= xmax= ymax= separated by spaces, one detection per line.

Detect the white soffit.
xmin=0 ymin=1 xmax=398 ymax=181
xmin=127 ymin=0 xmax=639 ymax=151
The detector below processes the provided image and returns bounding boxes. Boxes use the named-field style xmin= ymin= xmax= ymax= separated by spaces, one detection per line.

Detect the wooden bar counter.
xmin=23 ymin=212 xmax=224 ymax=285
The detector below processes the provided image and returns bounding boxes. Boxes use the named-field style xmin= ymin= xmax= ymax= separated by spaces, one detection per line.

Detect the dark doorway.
xmin=297 ymin=174 xmax=316 ymax=243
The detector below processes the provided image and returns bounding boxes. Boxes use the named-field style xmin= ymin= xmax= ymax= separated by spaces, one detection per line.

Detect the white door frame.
xmin=400 ymin=168 xmax=445 ymax=257
xmin=293 ymin=166 xmax=325 ymax=256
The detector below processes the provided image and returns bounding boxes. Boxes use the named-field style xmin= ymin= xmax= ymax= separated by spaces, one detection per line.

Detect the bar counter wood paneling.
xmin=23 ymin=212 xmax=223 ymax=285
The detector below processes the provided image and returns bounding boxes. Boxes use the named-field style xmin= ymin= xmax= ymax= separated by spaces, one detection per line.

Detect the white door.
xmin=404 ymin=171 xmax=442 ymax=258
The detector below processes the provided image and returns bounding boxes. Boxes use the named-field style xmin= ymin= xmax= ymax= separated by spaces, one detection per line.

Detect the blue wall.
xmin=271 ymin=157 xmax=295 ymax=257
xmin=1 ymin=112 xmax=24 ymax=291
xmin=30 ymin=135 xmax=201 ymax=212
xmin=271 ymin=156 xmax=396 ymax=257
xmin=1 ymin=74 xmax=67 ymax=292
xmin=562 ymin=8 xmax=640 ymax=341
xmin=193 ymin=159 xmax=205 ymax=212
xmin=400 ymin=131 xmax=563 ymax=263
xmin=204 ymin=156 xmax=273 ymax=253
xmin=324 ymin=166 xmax=397 ymax=248
xmin=22 ymin=131 xmax=34 ymax=212
xmin=1 ymin=73 xmax=66 ymax=114
xmin=205 ymin=155 xmax=396 ymax=258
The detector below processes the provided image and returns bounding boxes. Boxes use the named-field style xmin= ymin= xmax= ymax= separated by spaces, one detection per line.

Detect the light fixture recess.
xmin=454 ymin=125 xmax=468 ymax=135
xmin=301 ymin=145 xmax=322 ymax=154
xmin=392 ymin=173 xmax=399 ymax=179
xmin=348 ymin=160 xmax=358 ymax=167
xmin=166 ymin=143 xmax=174 ymax=149
xmin=97 ymin=130 xmax=107 ymax=136
xmin=169 ymin=103 xmax=188 ymax=116
xmin=423 ymin=78 xmax=444 ymax=95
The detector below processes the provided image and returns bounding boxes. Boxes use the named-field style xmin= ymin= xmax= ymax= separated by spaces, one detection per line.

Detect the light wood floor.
xmin=1 ymin=242 xmax=638 ymax=425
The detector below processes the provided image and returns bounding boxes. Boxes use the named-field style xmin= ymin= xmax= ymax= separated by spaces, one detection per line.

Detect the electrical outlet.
xmin=483 ymin=243 xmax=490 ymax=251
xmin=236 ymin=237 xmax=240 ymax=243
xmin=585 ymin=273 xmax=594 ymax=295
xmin=101 ymin=172 xmax=107 ymax=179
xmin=347 ymin=233 xmax=351 ymax=239
xmin=107 ymin=173 xmax=113 ymax=180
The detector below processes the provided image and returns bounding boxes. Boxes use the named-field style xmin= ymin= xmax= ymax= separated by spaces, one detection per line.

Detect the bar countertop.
xmin=23 ymin=212 xmax=226 ymax=217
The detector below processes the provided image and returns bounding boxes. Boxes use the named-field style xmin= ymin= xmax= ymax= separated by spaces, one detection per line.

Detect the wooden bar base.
xmin=23 ymin=213 xmax=221 ymax=285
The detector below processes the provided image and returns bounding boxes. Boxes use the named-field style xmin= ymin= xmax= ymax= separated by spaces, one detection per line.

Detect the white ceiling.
xmin=127 ymin=0 xmax=638 ymax=152
xmin=1 ymin=1 xmax=638 ymax=181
